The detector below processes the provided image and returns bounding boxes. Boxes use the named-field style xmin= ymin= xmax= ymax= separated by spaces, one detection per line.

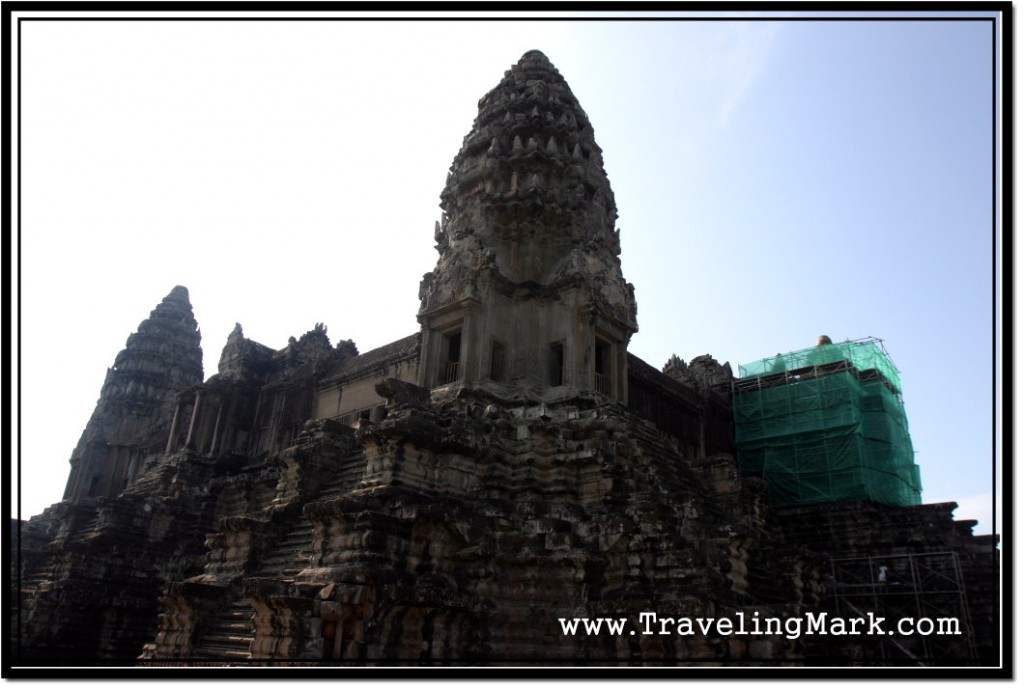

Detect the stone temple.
xmin=15 ymin=51 xmax=998 ymax=667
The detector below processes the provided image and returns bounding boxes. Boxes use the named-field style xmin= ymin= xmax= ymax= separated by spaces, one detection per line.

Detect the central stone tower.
xmin=16 ymin=49 xmax=996 ymax=669
xmin=417 ymin=50 xmax=637 ymax=403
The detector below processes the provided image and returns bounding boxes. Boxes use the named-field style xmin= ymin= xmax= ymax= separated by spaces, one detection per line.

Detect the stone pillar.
xmin=462 ymin=311 xmax=478 ymax=384
xmin=208 ymin=400 xmax=224 ymax=456
xmin=165 ymin=400 xmax=182 ymax=454
xmin=416 ymin=330 xmax=435 ymax=388
xmin=613 ymin=339 xmax=626 ymax=404
xmin=185 ymin=391 xmax=203 ymax=449
xmin=249 ymin=392 xmax=265 ymax=456
xmin=269 ymin=392 xmax=285 ymax=454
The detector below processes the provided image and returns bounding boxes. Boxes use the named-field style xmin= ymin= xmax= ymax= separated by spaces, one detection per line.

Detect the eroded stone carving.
xmin=15 ymin=50 xmax=996 ymax=669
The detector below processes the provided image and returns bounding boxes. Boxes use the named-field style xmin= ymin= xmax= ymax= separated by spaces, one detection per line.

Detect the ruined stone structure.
xmin=14 ymin=51 xmax=998 ymax=667
xmin=63 ymin=286 xmax=204 ymax=503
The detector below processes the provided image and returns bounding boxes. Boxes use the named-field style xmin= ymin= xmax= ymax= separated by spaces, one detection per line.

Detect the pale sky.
xmin=11 ymin=10 xmax=1004 ymax=537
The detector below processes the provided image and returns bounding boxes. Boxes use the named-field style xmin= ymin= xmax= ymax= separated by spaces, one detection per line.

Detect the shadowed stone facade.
xmin=63 ymin=286 xmax=204 ymax=503
xmin=419 ymin=50 xmax=636 ymax=404
xmin=14 ymin=51 xmax=998 ymax=667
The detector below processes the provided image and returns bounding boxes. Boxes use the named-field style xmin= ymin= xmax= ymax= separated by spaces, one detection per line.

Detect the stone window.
xmin=595 ymin=337 xmax=612 ymax=395
xmin=441 ymin=330 xmax=462 ymax=384
xmin=548 ymin=342 xmax=565 ymax=387
xmin=490 ymin=340 xmax=506 ymax=382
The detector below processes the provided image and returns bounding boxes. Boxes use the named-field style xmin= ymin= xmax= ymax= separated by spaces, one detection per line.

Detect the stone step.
xmin=206 ymin=599 xmax=253 ymax=620
xmin=204 ymin=615 xmax=252 ymax=634
xmin=259 ymin=549 xmax=309 ymax=564
xmin=204 ymin=624 xmax=252 ymax=638
xmin=257 ymin=560 xmax=308 ymax=578
xmin=191 ymin=643 xmax=252 ymax=661
xmin=274 ymin=531 xmax=313 ymax=547
xmin=19 ymin=569 xmax=54 ymax=598
xmin=22 ymin=570 xmax=51 ymax=582
xmin=256 ymin=522 xmax=314 ymax=578
xmin=223 ymin=597 xmax=252 ymax=611
xmin=260 ymin=546 xmax=308 ymax=561
xmin=199 ymin=632 xmax=254 ymax=648
xmin=257 ymin=557 xmax=307 ymax=572
xmin=260 ymin=537 xmax=311 ymax=559
xmin=260 ymin=545 xmax=308 ymax=562
xmin=192 ymin=598 xmax=254 ymax=661
xmin=316 ymin=451 xmax=367 ymax=499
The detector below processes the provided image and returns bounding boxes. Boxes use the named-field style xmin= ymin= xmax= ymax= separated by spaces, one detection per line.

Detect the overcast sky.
xmin=11 ymin=10 xmax=1003 ymax=536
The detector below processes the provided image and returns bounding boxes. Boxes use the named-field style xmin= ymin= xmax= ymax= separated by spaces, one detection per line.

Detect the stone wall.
xmin=14 ymin=49 xmax=998 ymax=670
xmin=63 ymin=286 xmax=203 ymax=502
xmin=189 ymin=381 xmax=816 ymax=664
xmin=770 ymin=502 xmax=998 ymax=664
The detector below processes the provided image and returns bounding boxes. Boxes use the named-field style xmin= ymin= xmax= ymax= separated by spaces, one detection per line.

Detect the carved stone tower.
xmin=63 ymin=285 xmax=203 ymax=501
xmin=16 ymin=51 xmax=997 ymax=670
xmin=417 ymin=50 xmax=637 ymax=403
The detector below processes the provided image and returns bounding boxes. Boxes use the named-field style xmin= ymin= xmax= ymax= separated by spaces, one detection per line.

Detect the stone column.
xmin=249 ymin=392 xmax=265 ymax=456
xmin=616 ymin=339 xmax=628 ymax=404
xmin=462 ymin=311 xmax=478 ymax=384
xmin=165 ymin=400 xmax=182 ymax=454
xmin=208 ymin=400 xmax=224 ymax=457
xmin=185 ymin=391 xmax=204 ymax=449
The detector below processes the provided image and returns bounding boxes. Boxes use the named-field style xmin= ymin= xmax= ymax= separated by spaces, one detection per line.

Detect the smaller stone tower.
xmin=63 ymin=285 xmax=203 ymax=501
xmin=417 ymin=50 xmax=637 ymax=403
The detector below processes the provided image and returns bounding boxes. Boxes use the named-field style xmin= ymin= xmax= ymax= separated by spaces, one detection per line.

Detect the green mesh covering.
xmin=739 ymin=339 xmax=902 ymax=393
xmin=734 ymin=341 xmax=921 ymax=508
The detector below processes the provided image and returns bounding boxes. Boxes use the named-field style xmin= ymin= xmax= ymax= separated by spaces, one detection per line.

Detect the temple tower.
xmin=63 ymin=286 xmax=203 ymax=501
xmin=417 ymin=50 xmax=637 ymax=403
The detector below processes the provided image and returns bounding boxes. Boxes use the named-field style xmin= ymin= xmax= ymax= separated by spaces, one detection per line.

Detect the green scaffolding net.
xmin=733 ymin=340 xmax=921 ymax=507
xmin=739 ymin=339 xmax=903 ymax=393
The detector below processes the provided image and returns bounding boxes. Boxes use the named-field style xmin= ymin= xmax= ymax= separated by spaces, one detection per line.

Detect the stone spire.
xmin=426 ymin=50 xmax=634 ymax=304
xmin=441 ymin=50 xmax=617 ymax=242
xmin=417 ymin=51 xmax=637 ymax=402
xmin=216 ymin=322 xmax=255 ymax=380
xmin=63 ymin=286 xmax=203 ymax=501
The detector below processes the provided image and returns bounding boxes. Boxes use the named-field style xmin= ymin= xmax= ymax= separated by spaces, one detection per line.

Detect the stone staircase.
xmin=16 ymin=564 xmax=53 ymax=636
xmin=315 ymin=445 xmax=368 ymax=500
xmin=188 ymin=520 xmax=314 ymax=661
xmin=190 ymin=597 xmax=255 ymax=662
xmin=186 ymin=443 xmax=367 ymax=661
xmin=18 ymin=566 xmax=51 ymax=598
xmin=256 ymin=522 xmax=314 ymax=579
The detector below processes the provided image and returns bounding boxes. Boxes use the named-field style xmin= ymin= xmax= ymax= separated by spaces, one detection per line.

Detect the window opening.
xmin=491 ymin=340 xmax=506 ymax=381
xmin=595 ymin=338 xmax=611 ymax=395
xmin=441 ymin=331 xmax=462 ymax=384
xmin=549 ymin=342 xmax=565 ymax=386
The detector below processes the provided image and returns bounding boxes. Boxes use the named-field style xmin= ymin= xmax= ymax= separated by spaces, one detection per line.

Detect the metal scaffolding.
xmin=826 ymin=551 xmax=977 ymax=664
xmin=732 ymin=337 xmax=921 ymax=507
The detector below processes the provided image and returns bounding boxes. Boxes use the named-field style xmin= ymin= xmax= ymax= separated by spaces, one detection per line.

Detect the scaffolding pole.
xmin=827 ymin=551 xmax=977 ymax=664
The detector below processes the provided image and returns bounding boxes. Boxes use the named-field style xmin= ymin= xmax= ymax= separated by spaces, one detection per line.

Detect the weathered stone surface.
xmin=14 ymin=50 xmax=997 ymax=669
xmin=64 ymin=285 xmax=203 ymax=502
xmin=664 ymin=354 xmax=733 ymax=393
xmin=418 ymin=50 xmax=636 ymax=404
